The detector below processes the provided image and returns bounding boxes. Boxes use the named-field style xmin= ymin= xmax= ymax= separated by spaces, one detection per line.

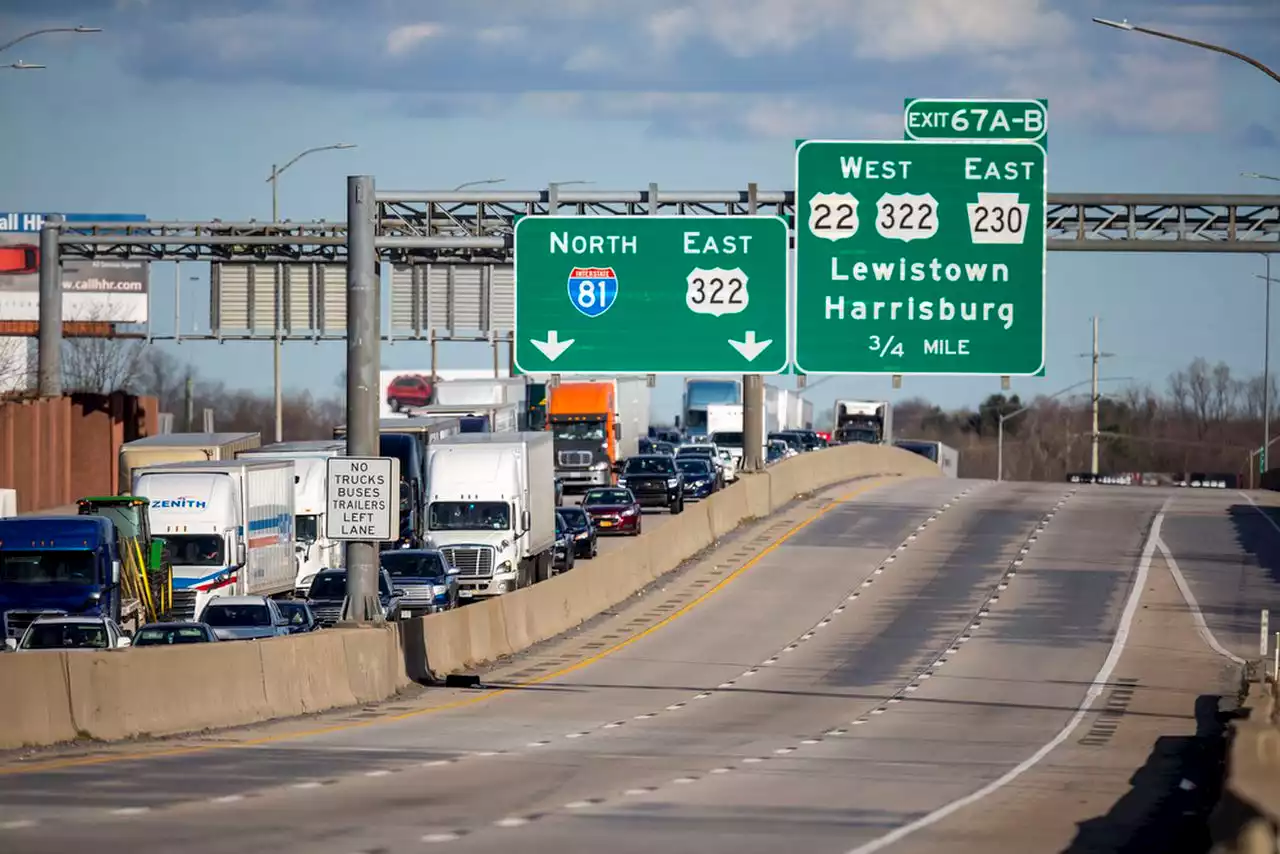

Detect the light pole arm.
xmin=265 ymin=143 xmax=357 ymax=184
xmin=1093 ymin=18 xmax=1280 ymax=84
xmin=0 ymin=27 xmax=101 ymax=54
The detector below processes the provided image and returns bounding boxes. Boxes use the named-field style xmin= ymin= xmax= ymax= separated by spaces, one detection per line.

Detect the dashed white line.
xmin=634 ymin=713 xmax=655 ymax=719
xmin=710 ymin=767 xmax=733 ymax=774
xmin=801 ymin=738 xmax=821 ymax=745
xmin=1 ymin=819 xmax=37 ymax=830
xmin=717 ymin=682 xmax=735 ymax=689
xmin=365 ymin=769 xmax=393 ymax=777
xmin=493 ymin=816 xmax=529 ymax=828
xmin=672 ymin=776 xmax=698 ymax=784
xmin=211 ymin=794 xmax=244 ymax=804
xmin=564 ymin=800 xmax=598 ymax=809
xmin=292 ymin=781 xmax=324 ymax=789
xmin=565 ymin=732 xmax=587 ymax=739
xmin=693 ymin=692 xmax=712 ymax=700
xmin=528 ymin=741 xmax=550 ymax=747
xmin=110 ymin=807 xmax=151 ymax=816
xmin=742 ymin=757 xmax=765 ymax=763
xmin=625 ymin=787 xmax=655 ymax=795
xmin=422 ymin=831 xmax=463 ymax=843
xmin=870 ymin=709 xmax=885 ymax=715
xmin=603 ymin=721 xmax=625 ymax=729
xmin=474 ymin=751 xmax=501 ymax=757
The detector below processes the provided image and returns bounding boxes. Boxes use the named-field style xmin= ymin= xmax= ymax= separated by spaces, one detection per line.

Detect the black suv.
xmin=617 ymin=454 xmax=685 ymax=514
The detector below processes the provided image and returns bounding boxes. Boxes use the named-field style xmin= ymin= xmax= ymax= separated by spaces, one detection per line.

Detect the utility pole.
xmin=36 ymin=215 xmax=65 ymax=397
xmin=741 ymin=182 xmax=765 ymax=472
xmin=1083 ymin=316 xmax=1114 ymax=476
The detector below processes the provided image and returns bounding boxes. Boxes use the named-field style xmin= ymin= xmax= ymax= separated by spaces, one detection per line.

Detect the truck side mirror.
xmin=111 ymin=560 xmax=121 ymax=585
xmin=614 ymin=423 xmax=622 ymax=440
xmin=237 ymin=542 xmax=247 ymax=566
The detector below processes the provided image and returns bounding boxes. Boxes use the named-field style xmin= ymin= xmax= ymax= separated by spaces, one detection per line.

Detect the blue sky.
xmin=1 ymin=0 xmax=1278 ymax=422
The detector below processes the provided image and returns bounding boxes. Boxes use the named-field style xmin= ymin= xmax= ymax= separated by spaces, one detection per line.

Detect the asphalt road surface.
xmin=0 ymin=479 xmax=1261 ymax=853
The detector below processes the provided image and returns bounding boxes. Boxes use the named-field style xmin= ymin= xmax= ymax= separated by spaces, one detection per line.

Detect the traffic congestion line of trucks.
xmin=1 ymin=374 xmax=958 ymax=653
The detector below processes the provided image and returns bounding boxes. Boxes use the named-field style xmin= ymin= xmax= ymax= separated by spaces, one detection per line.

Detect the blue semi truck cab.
xmin=0 ymin=516 xmax=129 ymax=641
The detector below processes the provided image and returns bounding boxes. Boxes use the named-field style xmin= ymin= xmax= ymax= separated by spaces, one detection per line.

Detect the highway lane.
xmin=0 ymin=475 xmax=973 ymax=850
xmin=1153 ymin=487 xmax=1280 ymax=659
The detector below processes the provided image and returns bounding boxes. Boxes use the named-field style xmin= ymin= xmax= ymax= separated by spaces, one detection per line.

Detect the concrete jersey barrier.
xmin=0 ymin=444 xmax=941 ymax=750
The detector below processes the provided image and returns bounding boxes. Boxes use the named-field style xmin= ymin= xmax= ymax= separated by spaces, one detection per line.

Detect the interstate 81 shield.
xmin=567 ymin=266 xmax=619 ymax=318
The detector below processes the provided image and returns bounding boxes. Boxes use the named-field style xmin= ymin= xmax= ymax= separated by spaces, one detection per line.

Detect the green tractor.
xmin=77 ymin=495 xmax=174 ymax=626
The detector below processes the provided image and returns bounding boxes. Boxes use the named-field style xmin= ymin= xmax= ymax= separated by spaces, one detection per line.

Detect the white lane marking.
xmin=422 ymin=832 xmax=462 ymax=843
xmin=292 ymin=781 xmax=324 ymax=789
xmin=1 ymin=819 xmax=37 ymax=829
xmin=801 ymin=738 xmax=821 ymax=745
xmin=473 ymin=751 xmax=501 ymax=757
xmin=773 ymin=747 xmax=795 ymax=754
xmin=717 ymin=682 xmax=735 ymax=689
xmin=743 ymin=757 xmax=765 ymax=763
xmin=634 ymin=713 xmax=655 ymax=719
xmin=694 ymin=692 xmax=712 ymax=700
xmin=565 ymin=800 xmax=596 ymax=809
xmin=1156 ymin=538 xmax=1246 ymax=665
xmin=672 ymin=776 xmax=698 ymax=784
xmin=528 ymin=741 xmax=550 ymax=747
xmin=624 ymin=788 xmax=653 ymax=795
xmin=565 ymin=732 xmax=587 ymax=739
xmin=1242 ymin=491 xmax=1280 ymax=537
xmin=870 ymin=709 xmax=885 ymax=715
xmin=211 ymin=794 xmax=244 ymax=803
xmin=844 ymin=497 xmax=1172 ymax=854
xmin=710 ymin=767 xmax=733 ymax=774
xmin=873 ymin=568 xmax=885 ymax=575
xmin=603 ymin=721 xmax=624 ymax=729
xmin=494 ymin=816 xmax=528 ymax=828
xmin=111 ymin=807 xmax=151 ymax=816
xmin=365 ymin=769 xmax=392 ymax=777
xmin=423 ymin=759 xmax=454 ymax=767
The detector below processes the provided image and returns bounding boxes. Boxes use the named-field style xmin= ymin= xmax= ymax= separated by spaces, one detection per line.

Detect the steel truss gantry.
xmin=56 ymin=189 xmax=1280 ymax=262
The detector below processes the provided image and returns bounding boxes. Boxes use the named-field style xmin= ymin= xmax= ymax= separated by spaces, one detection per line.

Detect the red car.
xmin=386 ymin=373 xmax=434 ymax=412
xmin=0 ymin=244 xmax=38 ymax=276
xmin=581 ymin=487 xmax=642 ymax=536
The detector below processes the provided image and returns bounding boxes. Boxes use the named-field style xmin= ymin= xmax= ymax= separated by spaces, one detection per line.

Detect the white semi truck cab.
xmin=425 ymin=433 xmax=556 ymax=600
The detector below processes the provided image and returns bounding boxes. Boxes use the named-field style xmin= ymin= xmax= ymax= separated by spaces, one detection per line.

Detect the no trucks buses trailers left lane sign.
xmin=326 ymin=456 xmax=400 ymax=541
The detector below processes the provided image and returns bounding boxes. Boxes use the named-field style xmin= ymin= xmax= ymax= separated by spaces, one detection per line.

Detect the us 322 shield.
xmin=567 ymin=266 xmax=618 ymax=318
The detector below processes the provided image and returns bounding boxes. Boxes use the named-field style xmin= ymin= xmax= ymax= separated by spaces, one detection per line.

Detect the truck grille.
xmin=441 ymin=546 xmax=494 ymax=577
xmin=397 ymin=584 xmax=437 ymax=607
xmin=310 ymin=602 xmax=343 ymax=626
xmin=170 ymin=590 xmax=198 ymax=621
xmin=558 ymin=450 xmax=592 ymax=468
xmin=3 ymin=610 xmax=61 ymax=640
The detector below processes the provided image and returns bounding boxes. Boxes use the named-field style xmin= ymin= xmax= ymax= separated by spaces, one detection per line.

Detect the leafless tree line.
xmin=891 ymin=357 xmax=1275 ymax=481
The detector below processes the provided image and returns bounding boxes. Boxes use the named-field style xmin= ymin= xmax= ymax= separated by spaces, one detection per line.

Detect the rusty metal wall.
xmin=0 ymin=393 xmax=158 ymax=513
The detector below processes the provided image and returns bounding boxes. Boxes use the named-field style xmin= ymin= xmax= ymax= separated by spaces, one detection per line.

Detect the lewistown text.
xmin=824 ymin=254 xmax=1016 ymax=329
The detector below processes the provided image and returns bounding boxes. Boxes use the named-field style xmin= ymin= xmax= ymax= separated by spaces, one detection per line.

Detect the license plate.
xmin=599 ymin=520 xmax=614 ymax=527
xmin=459 ymin=590 xmax=474 ymax=598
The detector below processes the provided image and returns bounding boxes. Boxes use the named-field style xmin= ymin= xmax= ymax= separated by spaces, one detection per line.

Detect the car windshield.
xmin=655 ymin=442 xmax=675 ymax=455
xmin=23 ymin=621 xmax=110 ymax=650
xmin=559 ymin=508 xmax=588 ymax=526
xmin=0 ymin=550 xmax=96 ymax=585
xmin=624 ymin=457 xmax=675 ymax=475
xmin=677 ymin=446 xmax=712 ymax=457
xmin=551 ymin=419 xmax=607 ymax=441
xmin=710 ymin=432 xmax=743 ymax=447
xmin=164 ymin=534 xmax=225 ymax=567
xmin=428 ymin=501 xmax=511 ymax=531
xmin=295 ymin=514 xmax=319 ymax=545
xmin=381 ymin=552 xmax=447 ymax=580
xmin=584 ymin=489 xmax=632 ymax=506
xmin=309 ymin=573 xmax=347 ymax=599
xmin=676 ymin=459 xmax=712 ymax=475
xmin=134 ymin=625 xmax=211 ymax=645
xmin=274 ymin=602 xmax=312 ymax=626
xmin=202 ymin=604 xmax=272 ymax=628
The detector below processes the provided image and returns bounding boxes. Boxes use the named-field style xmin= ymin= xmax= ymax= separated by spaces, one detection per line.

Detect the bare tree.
xmin=1210 ymin=362 xmax=1237 ymax=425
xmin=61 ymin=330 xmax=146 ymax=394
xmin=0 ymin=338 xmax=34 ymax=395
xmin=1185 ymin=357 xmax=1213 ymax=439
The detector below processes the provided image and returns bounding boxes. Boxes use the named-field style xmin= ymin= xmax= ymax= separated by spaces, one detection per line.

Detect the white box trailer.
xmin=0 ymin=489 xmax=14 ymax=519
xmin=119 ymin=432 xmax=261 ymax=494
xmin=425 ymin=432 xmax=556 ymax=599
xmin=432 ymin=377 xmax=530 ymax=408
xmin=132 ymin=458 xmax=295 ymax=619
xmin=238 ymin=440 xmax=347 ymax=594
xmin=893 ymin=439 xmax=959 ymax=477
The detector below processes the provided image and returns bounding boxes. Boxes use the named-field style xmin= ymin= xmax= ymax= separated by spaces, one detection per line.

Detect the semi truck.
xmin=132 ymin=459 xmax=296 ymax=619
xmin=833 ymin=400 xmax=893 ymax=445
xmin=683 ymin=379 xmax=742 ymax=437
xmin=893 ymin=439 xmax=959 ymax=477
xmin=118 ymin=432 xmax=261 ymax=494
xmin=547 ymin=378 xmax=649 ymax=490
xmin=398 ymin=403 xmax=519 ymax=434
xmin=238 ymin=440 xmax=347 ymax=595
xmin=424 ymin=432 xmax=556 ymax=599
xmin=333 ymin=417 xmax=464 ymax=548
xmin=0 ymin=515 xmax=135 ymax=641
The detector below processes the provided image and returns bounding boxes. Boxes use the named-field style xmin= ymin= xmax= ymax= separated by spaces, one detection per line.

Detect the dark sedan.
xmin=558 ymin=506 xmax=598 ymax=558
xmin=275 ymin=601 xmax=320 ymax=633
xmin=676 ymin=457 xmax=718 ymax=499
xmin=581 ymin=487 xmax=642 ymax=536
xmin=553 ymin=511 xmax=577 ymax=574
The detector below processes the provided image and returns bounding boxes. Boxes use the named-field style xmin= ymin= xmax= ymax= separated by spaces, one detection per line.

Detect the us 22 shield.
xmin=567 ymin=266 xmax=618 ymax=318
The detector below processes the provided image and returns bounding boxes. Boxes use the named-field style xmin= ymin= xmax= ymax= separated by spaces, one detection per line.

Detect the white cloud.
xmin=385 ymin=22 xmax=441 ymax=57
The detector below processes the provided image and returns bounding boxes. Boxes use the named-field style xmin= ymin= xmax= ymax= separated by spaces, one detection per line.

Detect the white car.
xmin=5 ymin=615 xmax=132 ymax=652
xmin=717 ymin=448 xmax=739 ymax=482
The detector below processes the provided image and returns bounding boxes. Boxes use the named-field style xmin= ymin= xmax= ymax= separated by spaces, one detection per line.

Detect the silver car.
xmin=5 ymin=615 xmax=131 ymax=652
xmin=197 ymin=595 xmax=292 ymax=641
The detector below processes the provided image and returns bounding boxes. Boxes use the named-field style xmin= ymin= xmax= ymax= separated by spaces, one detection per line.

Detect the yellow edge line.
xmin=1 ymin=475 xmax=898 ymax=776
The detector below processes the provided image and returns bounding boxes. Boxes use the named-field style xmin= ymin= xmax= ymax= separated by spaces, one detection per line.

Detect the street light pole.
xmin=1092 ymin=18 xmax=1280 ymax=84
xmin=0 ymin=25 xmax=102 ymax=54
xmin=453 ymin=179 xmax=506 ymax=191
xmin=264 ymin=143 xmax=357 ymax=442
xmin=995 ymin=376 xmax=1135 ymax=481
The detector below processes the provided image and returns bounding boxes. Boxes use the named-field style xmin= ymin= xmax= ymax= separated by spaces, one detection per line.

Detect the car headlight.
xmin=621 ymin=507 xmax=638 ymax=516
xmin=617 ymin=477 xmax=628 ymax=485
xmin=575 ymin=530 xmax=589 ymax=539
xmin=691 ymin=479 xmax=706 ymax=488
xmin=666 ymin=477 xmax=680 ymax=487
xmin=590 ymin=461 xmax=608 ymax=471
xmin=496 ymin=561 xmax=513 ymax=574
xmin=298 ymin=573 xmax=316 ymax=588
xmin=432 ymin=584 xmax=449 ymax=596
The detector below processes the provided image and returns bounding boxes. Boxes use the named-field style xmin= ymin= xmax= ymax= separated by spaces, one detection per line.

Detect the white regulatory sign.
xmin=325 ymin=456 xmax=400 ymax=542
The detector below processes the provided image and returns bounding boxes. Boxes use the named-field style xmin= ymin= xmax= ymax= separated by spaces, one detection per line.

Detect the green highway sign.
xmin=513 ymin=216 xmax=790 ymax=375
xmin=904 ymin=98 xmax=1047 ymax=142
xmin=794 ymin=139 xmax=1046 ymax=376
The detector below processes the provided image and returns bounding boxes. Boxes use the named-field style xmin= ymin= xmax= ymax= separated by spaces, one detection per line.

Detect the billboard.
xmin=0 ymin=212 xmax=149 ymax=323
xmin=211 ymin=262 xmax=349 ymax=334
